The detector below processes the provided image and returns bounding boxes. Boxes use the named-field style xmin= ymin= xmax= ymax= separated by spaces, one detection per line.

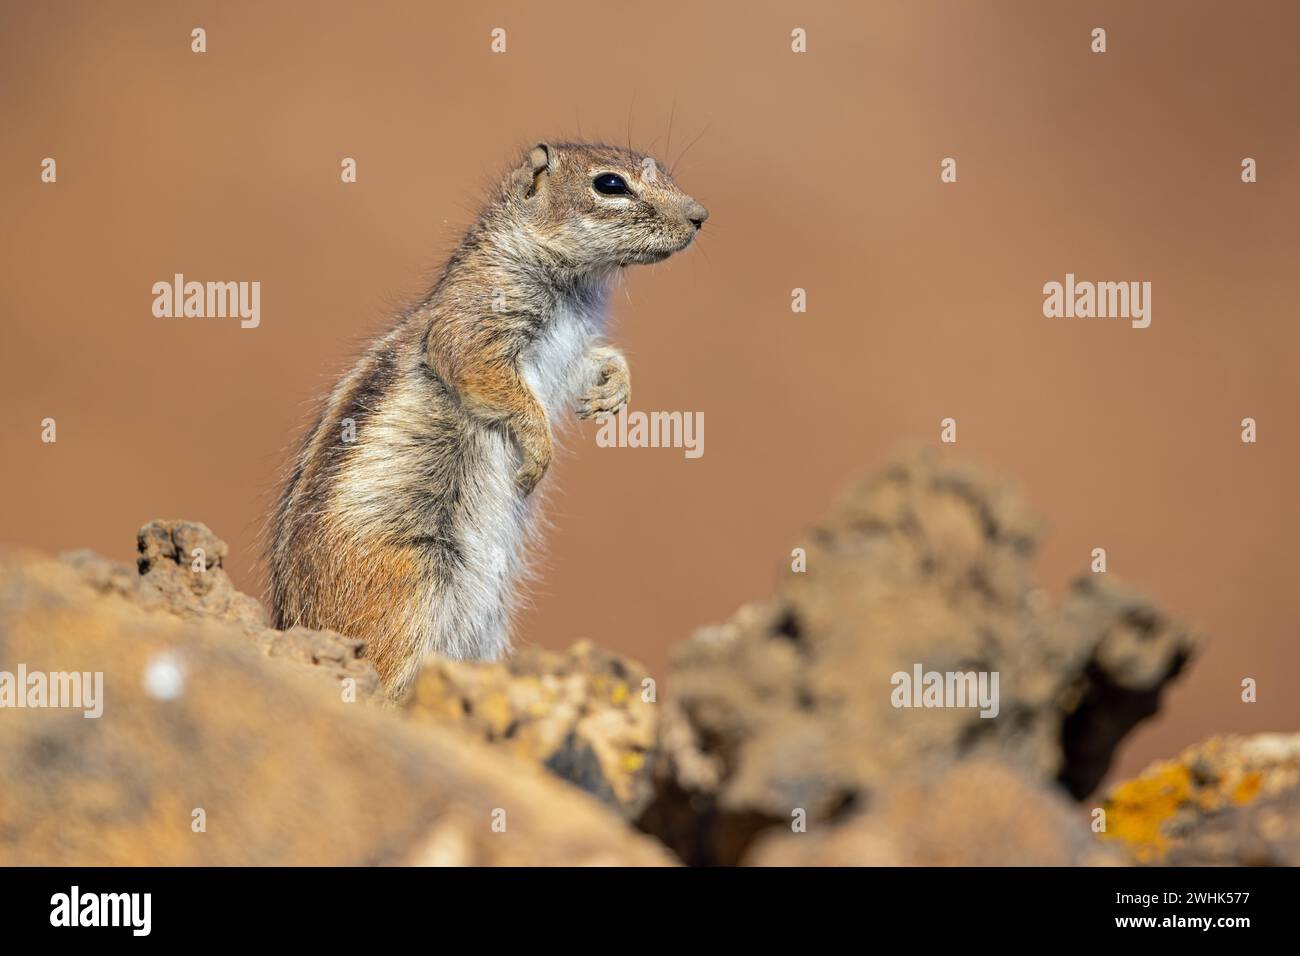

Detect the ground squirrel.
xmin=268 ymin=141 xmax=707 ymax=697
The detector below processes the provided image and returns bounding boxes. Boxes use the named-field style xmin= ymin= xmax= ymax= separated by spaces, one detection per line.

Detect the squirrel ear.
xmin=529 ymin=142 xmax=556 ymax=173
xmin=515 ymin=142 xmax=556 ymax=198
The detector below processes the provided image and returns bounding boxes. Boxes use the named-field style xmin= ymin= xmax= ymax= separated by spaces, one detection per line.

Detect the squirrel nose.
xmin=684 ymin=201 xmax=709 ymax=230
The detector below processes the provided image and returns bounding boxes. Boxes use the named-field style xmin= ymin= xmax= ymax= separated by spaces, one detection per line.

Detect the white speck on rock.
xmin=144 ymin=652 xmax=186 ymax=700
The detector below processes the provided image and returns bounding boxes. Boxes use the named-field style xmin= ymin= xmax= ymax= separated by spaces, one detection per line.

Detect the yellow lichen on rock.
xmin=1101 ymin=734 xmax=1300 ymax=864
xmin=400 ymin=641 xmax=657 ymax=817
xmin=1100 ymin=762 xmax=1192 ymax=861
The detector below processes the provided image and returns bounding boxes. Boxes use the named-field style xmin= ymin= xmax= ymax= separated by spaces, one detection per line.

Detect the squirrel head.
xmin=506 ymin=141 xmax=708 ymax=269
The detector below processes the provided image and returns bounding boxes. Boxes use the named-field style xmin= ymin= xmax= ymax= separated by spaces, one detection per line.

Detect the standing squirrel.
xmin=268 ymin=141 xmax=707 ymax=697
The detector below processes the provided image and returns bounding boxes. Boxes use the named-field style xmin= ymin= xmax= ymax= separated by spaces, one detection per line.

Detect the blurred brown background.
xmin=2 ymin=0 xmax=1296 ymax=787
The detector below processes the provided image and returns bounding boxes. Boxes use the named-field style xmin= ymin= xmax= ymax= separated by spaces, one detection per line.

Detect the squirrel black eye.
xmin=593 ymin=173 xmax=631 ymax=196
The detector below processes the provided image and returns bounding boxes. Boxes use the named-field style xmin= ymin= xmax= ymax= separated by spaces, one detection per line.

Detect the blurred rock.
xmin=401 ymin=641 xmax=657 ymax=818
xmin=1101 ymin=733 xmax=1300 ymax=865
xmin=0 ymin=553 xmax=672 ymax=866
xmin=746 ymin=760 xmax=1121 ymax=866
xmin=59 ymin=521 xmax=659 ymax=817
xmin=640 ymin=450 xmax=1200 ymax=865
xmin=62 ymin=519 xmax=382 ymax=702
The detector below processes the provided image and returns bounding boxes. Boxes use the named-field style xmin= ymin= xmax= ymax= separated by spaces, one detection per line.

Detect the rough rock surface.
xmin=62 ymin=519 xmax=382 ymax=702
xmin=0 ymin=553 xmax=673 ymax=866
xmin=747 ymin=760 xmax=1121 ymax=866
xmin=1101 ymin=733 xmax=1300 ymax=865
xmin=401 ymin=641 xmax=657 ymax=818
xmin=59 ymin=520 xmax=658 ymax=817
xmin=639 ymin=450 xmax=1201 ymax=865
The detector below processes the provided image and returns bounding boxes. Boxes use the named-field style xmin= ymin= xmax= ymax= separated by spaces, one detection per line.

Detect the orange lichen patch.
xmin=1231 ymin=770 xmax=1263 ymax=806
xmin=1098 ymin=736 xmax=1295 ymax=863
xmin=1100 ymin=761 xmax=1192 ymax=862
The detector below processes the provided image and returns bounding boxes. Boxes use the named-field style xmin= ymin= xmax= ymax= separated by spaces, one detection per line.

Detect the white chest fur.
xmin=430 ymin=298 xmax=605 ymax=661
xmin=521 ymin=299 xmax=604 ymax=418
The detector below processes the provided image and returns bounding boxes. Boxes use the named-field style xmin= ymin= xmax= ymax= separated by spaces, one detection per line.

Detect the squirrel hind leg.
xmin=424 ymin=575 xmax=514 ymax=662
xmin=371 ymin=548 xmax=513 ymax=698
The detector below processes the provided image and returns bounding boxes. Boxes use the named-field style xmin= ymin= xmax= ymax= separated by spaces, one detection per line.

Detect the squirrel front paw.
xmin=577 ymin=350 xmax=631 ymax=420
xmin=514 ymin=458 xmax=548 ymax=496
xmin=513 ymin=429 xmax=553 ymax=497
